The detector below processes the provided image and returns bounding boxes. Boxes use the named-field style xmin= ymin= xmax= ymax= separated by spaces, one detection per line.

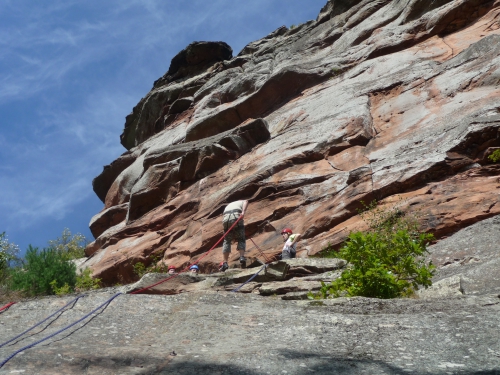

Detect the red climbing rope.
xmin=249 ymin=237 xmax=272 ymax=264
xmin=131 ymin=214 xmax=244 ymax=295
xmin=0 ymin=302 xmax=15 ymax=313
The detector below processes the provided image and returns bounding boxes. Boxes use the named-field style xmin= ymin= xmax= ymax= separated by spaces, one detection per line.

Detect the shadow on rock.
xmin=28 ymin=351 xmax=500 ymax=375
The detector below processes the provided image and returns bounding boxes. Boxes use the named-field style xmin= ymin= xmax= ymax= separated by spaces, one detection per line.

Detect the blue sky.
xmin=0 ymin=0 xmax=326 ymax=255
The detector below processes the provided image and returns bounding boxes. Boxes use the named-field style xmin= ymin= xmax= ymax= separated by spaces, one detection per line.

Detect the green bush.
xmin=311 ymin=200 xmax=435 ymax=299
xmin=488 ymin=149 xmax=500 ymax=163
xmin=50 ymin=280 xmax=72 ymax=296
xmin=75 ymin=268 xmax=102 ymax=292
xmin=133 ymin=254 xmax=168 ymax=278
xmin=9 ymin=246 xmax=77 ymax=296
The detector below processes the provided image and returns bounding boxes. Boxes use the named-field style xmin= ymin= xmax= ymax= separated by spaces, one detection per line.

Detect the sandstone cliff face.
xmin=86 ymin=0 xmax=500 ymax=284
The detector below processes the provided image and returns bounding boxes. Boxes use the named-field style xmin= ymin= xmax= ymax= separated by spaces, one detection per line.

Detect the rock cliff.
xmin=86 ymin=0 xmax=500 ymax=284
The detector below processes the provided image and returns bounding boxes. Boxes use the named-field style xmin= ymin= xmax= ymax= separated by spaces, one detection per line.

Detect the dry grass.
xmin=0 ymin=287 xmax=25 ymax=305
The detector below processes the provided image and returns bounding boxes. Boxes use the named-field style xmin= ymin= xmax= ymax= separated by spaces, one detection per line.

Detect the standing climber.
xmin=219 ymin=200 xmax=248 ymax=272
xmin=281 ymin=228 xmax=301 ymax=259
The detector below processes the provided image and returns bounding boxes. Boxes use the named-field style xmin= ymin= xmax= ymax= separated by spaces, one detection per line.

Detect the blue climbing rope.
xmin=0 ymin=293 xmax=122 ymax=369
xmin=0 ymin=295 xmax=85 ymax=349
xmin=231 ymin=265 xmax=267 ymax=292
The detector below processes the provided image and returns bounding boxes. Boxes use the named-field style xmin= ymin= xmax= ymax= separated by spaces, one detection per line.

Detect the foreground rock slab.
xmin=0 ymin=291 xmax=499 ymax=374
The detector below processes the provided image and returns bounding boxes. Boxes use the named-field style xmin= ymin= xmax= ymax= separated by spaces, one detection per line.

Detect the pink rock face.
xmin=86 ymin=0 xmax=500 ymax=285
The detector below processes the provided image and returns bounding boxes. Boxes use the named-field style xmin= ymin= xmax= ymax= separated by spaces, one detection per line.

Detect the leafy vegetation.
xmin=9 ymin=245 xmax=77 ymax=296
xmin=0 ymin=232 xmax=19 ymax=281
xmin=488 ymin=149 xmax=500 ymax=163
xmin=48 ymin=228 xmax=87 ymax=260
xmin=310 ymin=200 xmax=435 ymax=299
xmin=133 ymin=254 xmax=168 ymax=278
xmin=1 ymin=229 xmax=99 ymax=298
xmin=75 ymin=268 xmax=102 ymax=292
xmin=50 ymin=280 xmax=73 ymax=296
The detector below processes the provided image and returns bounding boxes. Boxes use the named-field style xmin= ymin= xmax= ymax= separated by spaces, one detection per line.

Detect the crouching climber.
xmin=189 ymin=265 xmax=199 ymax=274
xmin=281 ymin=228 xmax=301 ymax=260
xmin=167 ymin=265 xmax=176 ymax=275
xmin=219 ymin=200 xmax=248 ymax=272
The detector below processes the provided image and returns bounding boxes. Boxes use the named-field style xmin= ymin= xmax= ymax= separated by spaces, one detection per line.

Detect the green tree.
xmin=48 ymin=228 xmax=87 ymax=260
xmin=9 ymin=245 xmax=77 ymax=296
xmin=312 ymin=200 xmax=435 ymax=299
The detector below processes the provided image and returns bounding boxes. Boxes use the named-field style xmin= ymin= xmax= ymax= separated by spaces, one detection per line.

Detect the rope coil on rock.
xmin=0 ymin=295 xmax=84 ymax=349
xmin=0 ymin=293 xmax=122 ymax=369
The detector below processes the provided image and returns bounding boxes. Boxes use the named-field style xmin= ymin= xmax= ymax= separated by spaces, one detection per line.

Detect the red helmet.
xmin=281 ymin=228 xmax=293 ymax=235
xmin=168 ymin=265 xmax=176 ymax=270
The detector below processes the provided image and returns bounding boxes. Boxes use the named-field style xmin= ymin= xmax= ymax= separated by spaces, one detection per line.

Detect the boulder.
xmin=258 ymin=279 xmax=323 ymax=296
xmin=278 ymin=258 xmax=347 ymax=278
xmin=416 ymin=275 xmax=464 ymax=299
xmin=125 ymin=273 xmax=213 ymax=295
xmin=164 ymin=41 xmax=233 ymax=82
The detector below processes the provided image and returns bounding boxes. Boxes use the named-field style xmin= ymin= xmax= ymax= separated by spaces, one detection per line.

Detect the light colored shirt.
xmin=283 ymin=234 xmax=300 ymax=252
xmin=224 ymin=200 xmax=244 ymax=214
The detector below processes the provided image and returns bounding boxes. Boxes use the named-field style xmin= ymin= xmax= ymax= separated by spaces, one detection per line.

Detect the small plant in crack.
xmin=488 ymin=149 xmax=500 ymax=163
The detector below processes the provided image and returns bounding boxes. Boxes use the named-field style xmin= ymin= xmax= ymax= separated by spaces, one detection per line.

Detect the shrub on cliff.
xmin=311 ymin=201 xmax=435 ymax=299
xmin=488 ymin=149 xmax=500 ymax=163
xmin=48 ymin=228 xmax=87 ymax=260
xmin=9 ymin=245 xmax=77 ymax=296
xmin=133 ymin=254 xmax=168 ymax=279
xmin=0 ymin=232 xmax=19 ymax=281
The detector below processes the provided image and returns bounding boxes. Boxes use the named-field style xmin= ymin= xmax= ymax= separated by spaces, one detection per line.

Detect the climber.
xmin=167 ymin=265 xmax=176 ymax=275
xmin=281 ymin=228 xmax=301 ymax=260
xmin=189 ymin=265 xmax=199 ymax=274
xmin=219 ymin=200 xmax=248 ymax=272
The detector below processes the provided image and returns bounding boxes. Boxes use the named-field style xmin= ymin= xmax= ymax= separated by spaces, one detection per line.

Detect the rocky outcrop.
xmin=86 ymin=0 xmax=500 ymax=285
xmin=419 ymin=213 xmax=500 ymax=298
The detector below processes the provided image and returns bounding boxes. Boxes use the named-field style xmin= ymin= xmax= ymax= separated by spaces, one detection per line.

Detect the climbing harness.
xmin=0 ymin=295 xmax=84 ymax=349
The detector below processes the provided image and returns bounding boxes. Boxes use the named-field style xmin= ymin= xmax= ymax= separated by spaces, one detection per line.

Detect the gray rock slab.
xmin=259 ymin=279 xmax=324 ymax=296
xmin=279 ymin=258 xmax=346 ymax=278
xmin=1 ymin=291 xmax=499 ymax=374
xmin=280 ymin=291 xmax=311 ymax=300
xmin=428 ymin=214 xmax=500 ymax=296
